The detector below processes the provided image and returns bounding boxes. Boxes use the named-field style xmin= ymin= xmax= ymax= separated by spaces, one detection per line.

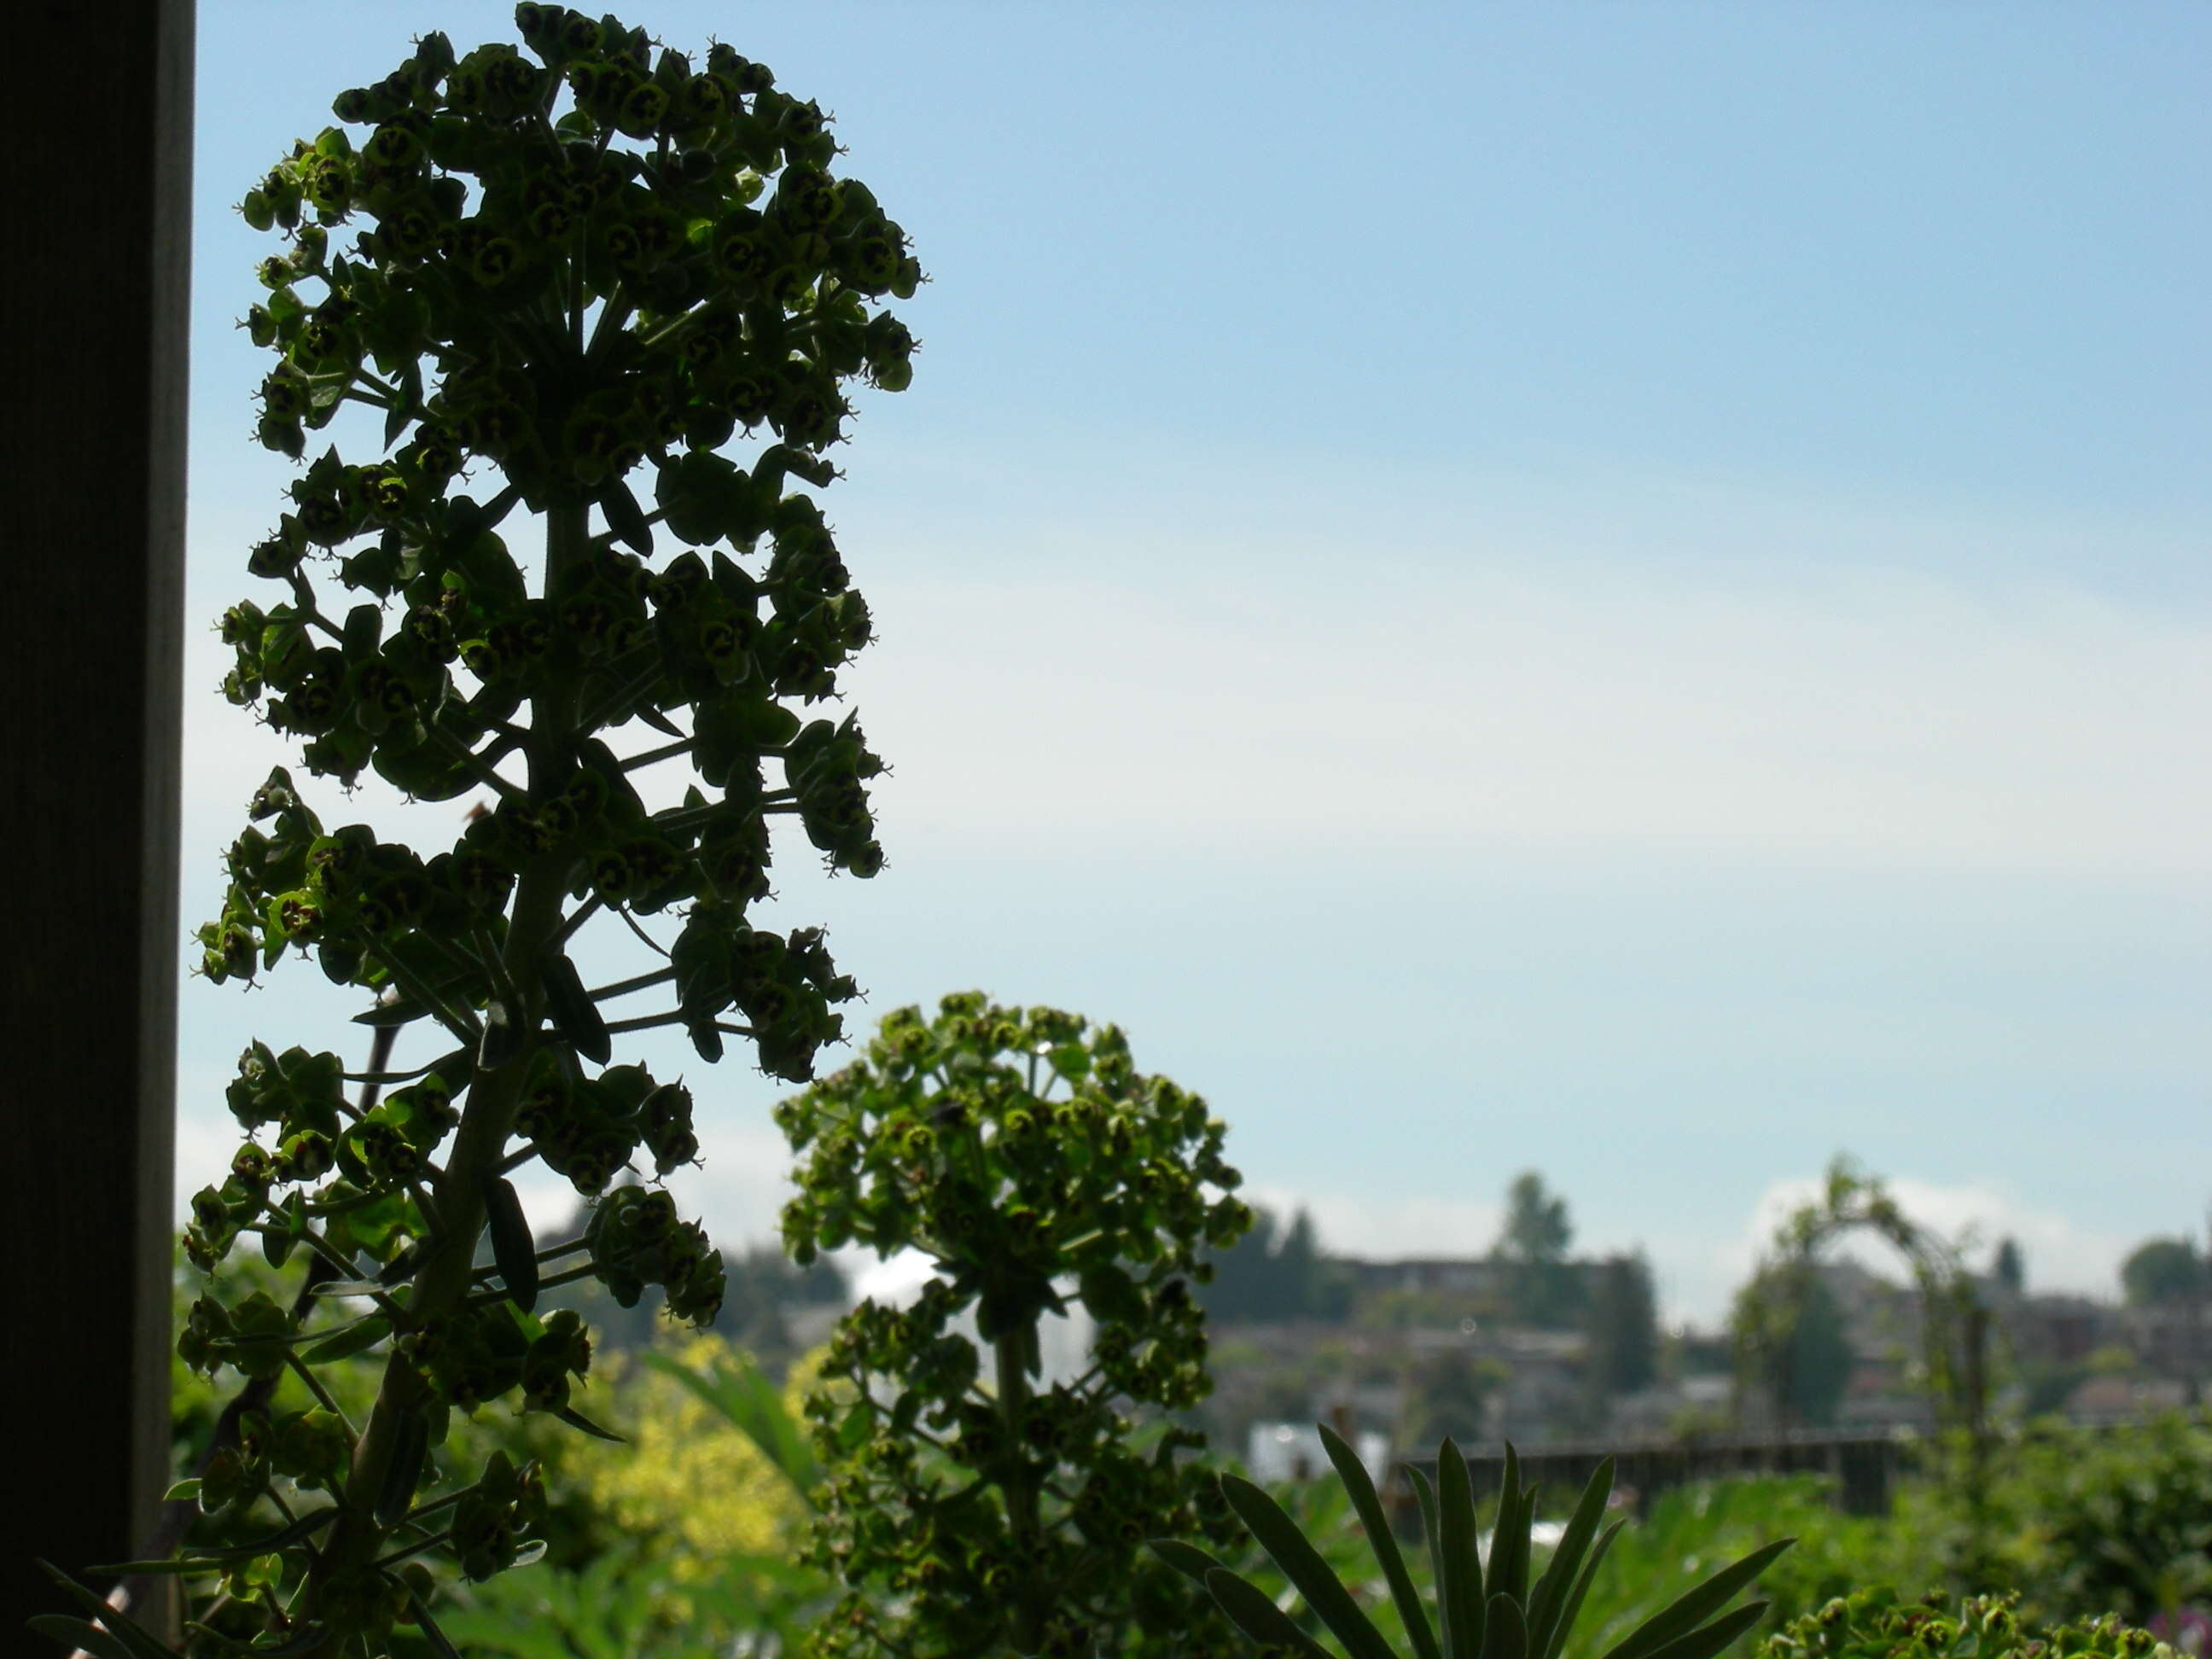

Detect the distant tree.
xmin=2122 ymin=1237 xmax=2203 ymax=1307
xmin=1497 ymin=1171 xmax=1574 ymax=1263
xmin=1585 ymin=1252 xmax=1661 ymax=1397
xmin=1199 ymin=1205 xmax=1342 ymax=1323
xmin=1277 ymin=1208 xmax=1323 ymax=1319
xmin=1494 ymin=1172 xmax=1582 ymax=1326
xmin=1731 ymin=1260 xmax=1854 ymax=1428
xmin=1199 ymin=1205 xmax=1282 ymax=1323
xmin=1786 ymin=1273 xmax=1855 ymax=1426
xmin=1993 ymin=1237 xmax=2026 ymax=1297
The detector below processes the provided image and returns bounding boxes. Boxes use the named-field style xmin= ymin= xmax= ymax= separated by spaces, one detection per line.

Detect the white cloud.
xmin=838 ymin=556 xmax=2212 ymax=879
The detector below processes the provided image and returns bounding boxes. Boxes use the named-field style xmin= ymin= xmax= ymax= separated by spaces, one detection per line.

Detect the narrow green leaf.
xmin=554 ymin=1403 xmax=628 ymax=1442
xmin=33 ymin=1564 xmax=187 ymax=1659
xmin=28 ymin=1615 xmax=135 ymax=1659
xmin=1146 ymin=1539 xmax=1226 ymax=1585
xmin=601 ymin=475 xmax=654 ymax=555
xmin=352 ymin=998 xmax=428 ymax=1028
xmin=89 ymin=1507 xmax=337 ymax=1575
xmin=1202 ymin=1568 xmax=1335 ymax=1659
xmin=403 ymin=1586 xmax=464 ymax=1659
xmin=1638 ymin=1601 xmax=1773 ymax=1659
xmin=160 ymin=1479 xmax=202 ymax=1504
xmin=1542 ymin=1518 xmax=1627 ymax=1659
xmin=1528 ymin=1458 xmax=1615 ymax=1656
xmin=541 ymin=951 xmax=611 ymax=1066
xmin=1499 ymin=1482 xmax=1540 ymax=1608
xmin=1411 ymin=1466 xmax=1449 ymax=1654
xmin=1599 ymin=1540 xmax=1795 ymax=1659
xmin=1436 ymin=1441 xmax=1485 ymax=1659
xmin=484 ymin=1176 xmax=539 ymax=1312
xmin=1487 ymin=1592 xmax=1531 ymax=1659
xmin=374 ymin=1406 xmax=430 ymax=1530
xmin=1489 ymin=1443 xmax=1529 ymax=1610
xmin=306 ymin=1279 xmax=393 ymax=1300
xmin=1318 ymin=1423 xmax=1441 ymax=1659
xmin=1220 ymin=1474 xmax=1400 ymax=1659
xmin=301 ymin=1313 xmax=392 ymax=1364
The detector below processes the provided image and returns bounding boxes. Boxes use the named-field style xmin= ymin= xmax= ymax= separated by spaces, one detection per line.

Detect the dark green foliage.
xmin=1202 ymin=1205 xmax=1353 ymax=1324
xmin=1990 ymin=1238 xmax=2024 ymax=1299
xmin=1761 ymin=1588 xmax=2172 ymax=1659
xmin=779 ymin=993 xmax=1252 ymax=1658
xmin=1732 ymin=1266 xmax=1854 ymax=1429
xmin=1584 ymin=1253 xmax=1660 ymax=1400
xmin=2120 ymin=1238 xmax=2202 ymax=1307
xmin=1976 ymin=1416 xmax=2212 ymax=1628
xmin=1496 ymin=1173 xmax=1586 ymax=1327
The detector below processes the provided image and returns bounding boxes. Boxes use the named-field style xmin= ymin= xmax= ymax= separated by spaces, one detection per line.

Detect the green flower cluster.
xmin=1763 ymin=1589 xmax=2175 ymax=1659
xmin=242 ymin=11 xmax=914 ymax=486
xmin=121 ymin=9 xmax=923 ymax=1655
xmin=778 ymin=994 xmax=1252 ymax=1659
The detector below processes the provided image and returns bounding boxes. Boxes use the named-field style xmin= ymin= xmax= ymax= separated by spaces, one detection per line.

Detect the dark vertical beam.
xmin=1 ymin=0 xmax=194 ymax=1639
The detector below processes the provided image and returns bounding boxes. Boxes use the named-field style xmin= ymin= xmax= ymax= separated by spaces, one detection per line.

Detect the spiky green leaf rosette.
xmin=1157 ymin=1432 xmax=1791 ymax=1659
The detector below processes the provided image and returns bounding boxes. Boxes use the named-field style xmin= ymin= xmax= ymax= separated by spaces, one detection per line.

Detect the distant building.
xmin=2122 ymin=1301 xmax=2212 ymax=1381
xmin=1353 ymin=1258 xmax=1515 ymax=1301
xmin=2007 ymin=1294 xmax=2112 ymax=1367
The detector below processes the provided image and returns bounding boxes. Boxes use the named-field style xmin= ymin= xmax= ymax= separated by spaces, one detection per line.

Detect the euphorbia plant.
xmin=38 ymin=9 xmax=917 ymax=1656
xmin=778 ymin=994 xmax=1254 ymax=1659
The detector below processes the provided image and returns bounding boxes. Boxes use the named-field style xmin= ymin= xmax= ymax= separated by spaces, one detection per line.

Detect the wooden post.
xmin=0 ymin=0 xmax=194 ymax=1639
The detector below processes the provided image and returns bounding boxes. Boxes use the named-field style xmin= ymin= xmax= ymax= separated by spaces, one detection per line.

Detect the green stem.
xmin=995 ymin=1328 xmax=1046 ymax=1655
xmin=285 ymin=1352 xmax=358 ymax=1441
xmin=612 ymin=904 xmax=670 ymax=958
xmin=589 ymin=965 xmax=676 ymax=1002
xmin=341 ymin=1049 xmax=463 ymax=1086
xmin=374 ymin=1528 xmax=452 ymax=1569
xmin=466 ymin=1261 xmax=597 ymax=1306
xmin=303 ymin=502 xmax=591 ymax=1645
xmin=602 ymin=1009 xmax=688 ymax=1036
xmin=618 ymin=736 xmax=691 ymax=771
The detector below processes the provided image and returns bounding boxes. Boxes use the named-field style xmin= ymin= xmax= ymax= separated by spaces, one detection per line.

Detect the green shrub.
xmin=1761 ymin=1588 xmax=2174 ymax=1659
xmin=780 ymin=993 xmax=1253 ymax=1658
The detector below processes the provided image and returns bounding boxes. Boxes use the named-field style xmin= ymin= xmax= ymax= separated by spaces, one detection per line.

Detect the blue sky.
xmin=179 ymin=4 xmax=2211 ymax=1323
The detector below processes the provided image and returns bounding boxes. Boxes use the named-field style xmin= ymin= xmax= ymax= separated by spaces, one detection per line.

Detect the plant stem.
xmin=618 ymin=736 xmax=692 ymax=771
xmin=588 ymin=964 xmax=675 ymax=1003
xmin=303 ymin=501 xmax=591 ymax=1645
xmin=995 ymin=1328 xmax=1046 ymax=1655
